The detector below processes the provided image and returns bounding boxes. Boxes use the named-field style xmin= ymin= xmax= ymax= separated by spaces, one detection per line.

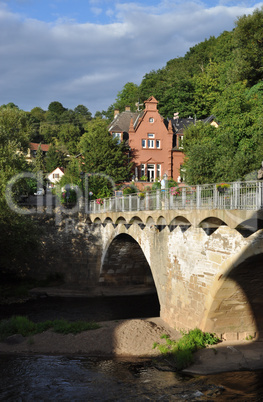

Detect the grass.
xmin=0 ymin=316 xmax=100 ymax=341
xmin=153 ymin=328 xmax=220 ymax=370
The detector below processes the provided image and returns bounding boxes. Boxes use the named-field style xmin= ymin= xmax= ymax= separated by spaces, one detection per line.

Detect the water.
xmin=1 ymin=295 xmax=263 ymax=400
xmin=1 ymin=354 xmax=263 ymax=400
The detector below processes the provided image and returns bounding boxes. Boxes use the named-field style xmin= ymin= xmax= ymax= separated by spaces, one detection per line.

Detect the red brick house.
xmin=109 ymin=96 xmax=216 ymax=183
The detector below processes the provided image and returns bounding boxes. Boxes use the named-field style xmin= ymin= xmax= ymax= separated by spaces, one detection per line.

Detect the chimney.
xmin=125 ymin=106 xmax=131 ymax=111
xmin=114 ymin=109 xmax=119 ymax=118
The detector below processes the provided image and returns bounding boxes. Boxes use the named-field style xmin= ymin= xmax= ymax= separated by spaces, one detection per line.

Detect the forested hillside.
xmin=110 ymin=7 xmax=263 ymax=184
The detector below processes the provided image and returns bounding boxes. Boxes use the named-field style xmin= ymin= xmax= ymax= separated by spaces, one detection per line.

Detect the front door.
xmin=147 ymin=164 xmax=155 ymax=182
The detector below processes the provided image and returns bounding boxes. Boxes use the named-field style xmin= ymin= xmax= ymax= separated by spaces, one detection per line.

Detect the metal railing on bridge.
xmin=89 ymin=181 xmax=263 ymax=214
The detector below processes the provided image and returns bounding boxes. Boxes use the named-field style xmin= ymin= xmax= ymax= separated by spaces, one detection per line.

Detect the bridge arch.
xmin=202 ymin=231 xmax=263 ymax=339
xmin=100 ymin=233 xmax=159 ymax=303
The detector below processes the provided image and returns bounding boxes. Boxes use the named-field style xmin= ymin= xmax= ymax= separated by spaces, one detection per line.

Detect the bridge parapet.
xmin=89 ymin=181 xmax=263 ymax=215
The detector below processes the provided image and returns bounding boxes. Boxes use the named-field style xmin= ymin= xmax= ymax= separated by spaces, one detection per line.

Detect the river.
xmin=1 ymin=294 xmax=263 ymax=400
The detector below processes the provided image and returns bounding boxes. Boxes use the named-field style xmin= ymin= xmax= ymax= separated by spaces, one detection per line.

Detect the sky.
xmin=0 ymin=0 xmax=262 ymax=114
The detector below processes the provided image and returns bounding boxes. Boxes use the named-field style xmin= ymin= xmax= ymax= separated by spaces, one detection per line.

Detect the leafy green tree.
xmin=192 ymin=61 xmax=221 ymax=118
xmin=79 ymin=118 xmax=132 ymax=197
xmin=48 ymin=101 xmax=67 ymax=115
xmin=57 ymin=123 xmax=82 ymax=155
xmin=114 ymin=82 xmax=140 ymax=112
xmin=0 ymin=102 xmax=19 ymax=110
xmin=33 ymin=144 xmax=46 ymax=173
xmin=232 ymin=7 xmax=263 ymax=85
xmin=39 ymin=122 xmax=60 ymax=143
xmin=0 ymin=107 xmax=40 ymax=276
xmin=45 ymin=144 xmax=59 ymax=172
xmin=59 ymin=157 xmax=81 ymax=188
xmin=74 ymin=105 xmax=92 ymax=120
xmin=30 ymin=107 xmax=46 ymax=122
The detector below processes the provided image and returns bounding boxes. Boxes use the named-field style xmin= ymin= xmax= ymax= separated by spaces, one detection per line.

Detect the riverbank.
xmin=1 ymin=316 xmax=263 ymax=375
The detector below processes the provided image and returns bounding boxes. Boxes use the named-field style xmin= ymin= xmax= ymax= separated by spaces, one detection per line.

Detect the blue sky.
xmin=0 ymin=0 xmax=262 ymax=113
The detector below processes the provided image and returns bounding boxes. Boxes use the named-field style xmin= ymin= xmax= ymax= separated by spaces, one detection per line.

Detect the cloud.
xmin=0 ymin=1 xmax=262 ymax=114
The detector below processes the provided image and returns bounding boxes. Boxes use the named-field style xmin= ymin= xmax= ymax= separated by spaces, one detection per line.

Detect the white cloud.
xmin=0 ymin=1 xmax=262 ymax=114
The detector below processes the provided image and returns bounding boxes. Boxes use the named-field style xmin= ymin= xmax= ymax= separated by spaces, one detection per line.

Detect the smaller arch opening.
xmin=236 ymin=219 xmax=263 ymax=238
xmin=199 ymin=217 xmax=226 ymax=236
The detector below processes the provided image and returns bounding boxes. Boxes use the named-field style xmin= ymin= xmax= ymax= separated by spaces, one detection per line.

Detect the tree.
xmin=39 ymin=122 xmax=60 ymax=143
xmin=0 ymin=107 xmax=40 ymax=276
xmin=192 ymin=61 xmax=221 ymax=118
xmin=79 ymin=118 xmax=132 ymax=197
xmin=48 ymin=101 xmax=67 ymax=115
xmin=114 ymin=82 xmax=140 ymax=112
xmin=33 ymin=144 xmax=46 ymax=173
xmin=232 ymin=7 xmax=263 ymax=85
xmin=74 ymin=105 xmax=92 ymax=120
xmin=45 ymin=144 xmax=59 ymax=173
xmin=57 ymin=123 xmax=82 ymax=155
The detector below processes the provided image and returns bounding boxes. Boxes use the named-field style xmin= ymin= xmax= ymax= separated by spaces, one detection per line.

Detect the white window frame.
xmin=112 ymin=132 xmax=121 ymax=144
xmin=148 ymin=139 xmax=154 ymax=148
xmin=147 ymin=133 xmax=155 ymax=138
xmin=141 ymin=164 xmax=145 ymax=177
xmin=156 ymin=140 xmax=160 ymax=148
xmin=142 ymin=139 xmax=146 ymax=148
xmin=179 ymin=135 xmax=184 ymax=149
xmin=157 ymin=164 xmax=161 ymax=178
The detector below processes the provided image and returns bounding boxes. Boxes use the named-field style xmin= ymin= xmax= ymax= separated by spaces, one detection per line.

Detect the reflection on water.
xmin=1 ymin=355 xmax=263 ymax=401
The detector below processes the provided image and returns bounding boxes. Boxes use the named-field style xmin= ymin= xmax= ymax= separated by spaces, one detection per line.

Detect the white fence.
xmin=89 ymin=181 xmax=263 ymax=214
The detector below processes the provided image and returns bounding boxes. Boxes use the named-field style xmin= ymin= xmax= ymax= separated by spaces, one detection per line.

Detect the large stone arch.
xmin=100 ymin=232 xmax=157 ymax=295
xmin=202 ymin=230 xmax=263 ymax=340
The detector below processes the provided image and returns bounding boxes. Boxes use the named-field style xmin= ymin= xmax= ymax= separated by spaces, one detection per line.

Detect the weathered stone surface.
xmin=26 ymin=209 xmax=263 ymax=339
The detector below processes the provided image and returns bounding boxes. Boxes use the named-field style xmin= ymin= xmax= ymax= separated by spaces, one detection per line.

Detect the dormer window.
xmin=149 ymin=117 xmax=154 ymax=123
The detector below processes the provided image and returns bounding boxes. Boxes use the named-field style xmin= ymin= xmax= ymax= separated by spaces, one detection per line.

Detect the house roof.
xmin=30 ymin=142 xmax=50 ymax=152
xmin=109 ymin=111 xmax=141 ymax=133
xmin=49 ymin=167 xmax=65 ymax=175
xmin=168 ymin=117 xmax=196 ymax=133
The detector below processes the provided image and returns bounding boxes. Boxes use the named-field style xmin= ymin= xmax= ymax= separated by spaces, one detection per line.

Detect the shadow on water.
xmin=0 ymin=293 xmax=160 ymax=323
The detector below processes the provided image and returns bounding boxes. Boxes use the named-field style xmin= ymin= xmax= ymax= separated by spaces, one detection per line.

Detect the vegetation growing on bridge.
xmin=153 ymin=328 xmax=220 ymax=370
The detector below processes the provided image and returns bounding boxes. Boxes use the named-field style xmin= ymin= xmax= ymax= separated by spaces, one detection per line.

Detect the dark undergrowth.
xmin=0 ymin=315 xmax=100 ymax=340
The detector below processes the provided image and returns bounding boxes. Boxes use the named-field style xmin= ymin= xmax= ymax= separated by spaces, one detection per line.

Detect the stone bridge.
xmin=86 ymin=207 xmax=263 ymax=341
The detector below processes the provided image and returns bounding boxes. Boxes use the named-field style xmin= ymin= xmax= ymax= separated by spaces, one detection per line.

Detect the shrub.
xmin=153 ymin=328 xmax=219 ymax=370
xmin=122 ymin=184 xmax=138 ymax=195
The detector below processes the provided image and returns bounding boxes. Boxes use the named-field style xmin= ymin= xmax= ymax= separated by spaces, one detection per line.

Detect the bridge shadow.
xmin=100 ymin=233 xmax=160 ymax=307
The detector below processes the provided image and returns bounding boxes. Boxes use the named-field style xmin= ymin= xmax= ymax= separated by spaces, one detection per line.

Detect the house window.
xmin=53 ymin=173 xmax=59 ymax=179
xmin=142 ymin=139 xmax=146 ymax=148
xmin=179 ymin=135 xmax=184 ymax=149
xmin=149 ymin=117 xmax=154 ymax=123
xmin=141 ymin=164 xmax=145 ymax=178
xmin=157 ymin=164 xmax=161 ymax=178
xmin=147 ymin=133 xmax=155 ymax=138
xmin=148 ymin=139 xmax=154 ymax=148
xmin=156 ymin=140 xmax=160 ymax=148
xmin=112 ymin=132 xmax=121 ymax=144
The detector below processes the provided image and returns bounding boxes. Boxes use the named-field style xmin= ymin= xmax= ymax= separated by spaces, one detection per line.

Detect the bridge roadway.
xmin=87 ymin=207 xmax=263 ymax=341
